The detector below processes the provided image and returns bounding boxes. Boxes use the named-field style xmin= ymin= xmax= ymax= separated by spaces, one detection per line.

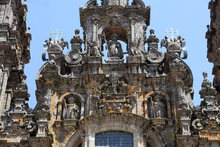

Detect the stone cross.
xmin=50 ymin=29 xmax=64 ymax=43
xmin=166 ymin=28 xmax=179 ymax=40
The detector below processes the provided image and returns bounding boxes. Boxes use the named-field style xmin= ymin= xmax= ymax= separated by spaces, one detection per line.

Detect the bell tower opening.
xmin=102 ymin=26 xmax=128 ymax=62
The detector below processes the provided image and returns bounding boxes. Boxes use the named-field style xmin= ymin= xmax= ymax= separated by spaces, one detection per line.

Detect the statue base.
xmin=63 ymin=119 xmax=77 ymax=126
xmin=105 ymin=57 xmax=124 ymax=64
xmin=126 ymin=55 xmax=142 ymax=64
xmin=151 ymin=118 xmax=167 ymax=125
xmin=86 ymin=56 xmax=102 ymax=64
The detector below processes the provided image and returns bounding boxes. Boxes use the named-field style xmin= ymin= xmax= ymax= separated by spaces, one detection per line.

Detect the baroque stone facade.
xmin=0 ymin=0 xmax=220 ymax=147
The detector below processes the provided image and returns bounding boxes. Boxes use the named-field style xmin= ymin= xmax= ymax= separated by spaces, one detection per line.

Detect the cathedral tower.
xmin=0 ymin=0 xmax=33 ymax=146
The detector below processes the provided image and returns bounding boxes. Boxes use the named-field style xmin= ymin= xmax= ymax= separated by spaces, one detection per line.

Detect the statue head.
xmin=110 ymin=34 xmax=118 ymax=41
xmin=75 ymin=29 xmax=80 ymax=35
xmin=154 ymin=95 xmax=161 ymax=102
xmin=67 ymin=97 xmax=76 ymax=104
xmin=150 ymin=29 xmax=155 ymax=35
xmin=177 ymin=36 xmax=182 ymax=40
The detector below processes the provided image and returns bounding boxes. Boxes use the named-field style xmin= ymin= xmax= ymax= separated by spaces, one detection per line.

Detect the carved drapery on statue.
xmin=107 ymin=34 xmax=124 ymax=59
xmin=62 ymin=95 xmax=81 ymax=120
xmin=88 ymin=41 xmax=102 ymax=57
xmin=146 ymin=94 xmax=168 ymax=118
xmin=93 ymin=78 xmax=135 ymax=113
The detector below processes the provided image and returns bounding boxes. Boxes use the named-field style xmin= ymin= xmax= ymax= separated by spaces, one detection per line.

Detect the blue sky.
xmin=25 ymin=0 xmax=212 ymax=108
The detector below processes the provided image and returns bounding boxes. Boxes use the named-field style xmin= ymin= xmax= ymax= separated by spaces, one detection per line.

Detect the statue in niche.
xmin=149 ymin=95 xmax=166 ymax=118
xmin=107 ymin=34 xmax=123 ymax=59
xmin=63 ymin=97 xmax=80 ymax=120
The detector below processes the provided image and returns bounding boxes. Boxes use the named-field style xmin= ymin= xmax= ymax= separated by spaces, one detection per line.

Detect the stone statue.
xmin=146 ymin=29 xmax=159 ymax=44
xmin=70 ymin=29 xmax=83 ymax=51
xmin=206 ymin=25 xmax=212 ymax=51
xmin=149 ymin=95 xmax=166 ymax=118
xmin=160 ymin=36 xmax=170 ymax=49
xmin=107 ymin=34 xmax=123 ymax=59
xmin=58 ymin=38 xmax=69 ymax=50
xmin=88 ymin=41 xmax=103 ymax=57
xmin=65 ymin=97 xmax=80 ymax=120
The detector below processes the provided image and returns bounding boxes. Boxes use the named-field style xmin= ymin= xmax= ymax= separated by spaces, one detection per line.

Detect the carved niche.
xmin=56 ymin=94 xmax=81 ymax=121
xmin=93 ymin=77 xmax=135 ymax=113
xmin=143 ymin=93 xmax=170 ymax=119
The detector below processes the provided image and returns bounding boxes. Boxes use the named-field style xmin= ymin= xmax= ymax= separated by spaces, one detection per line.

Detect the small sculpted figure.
xmin=149 ymin=95 xmax=166 ymax=118
xmin=70 ymin=29 xmax=83 ymax=51
xmin=146 ymin=29 xmax=159 ymax=44
xmin=107 ymin=34 xmax=123 ymax=59
xmin=88 ymin=41 xmax=102 ymax=57
xmin=153 ymin=96 xmax=165 ymax=118
xmin=58 ymin=38 xmax=69 ymax=50
xmin=66 ymin=97 xmax=79 ymax=119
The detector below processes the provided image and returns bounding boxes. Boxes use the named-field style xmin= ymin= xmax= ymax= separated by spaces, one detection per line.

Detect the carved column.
xmin=0 ymin=66 xmax=10 ymax=119
xmin=36 ymin=111 xmax=50 ymax=138
xmin=92 ymin=18 xmax=99 ymax=42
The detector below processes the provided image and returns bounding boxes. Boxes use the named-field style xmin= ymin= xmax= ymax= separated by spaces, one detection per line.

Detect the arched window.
xmin=95 ymin=131 xmax=133 ymax=147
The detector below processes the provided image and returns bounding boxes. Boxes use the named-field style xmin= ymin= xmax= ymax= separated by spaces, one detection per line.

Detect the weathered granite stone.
xmin=0 ymin=0 xmax=220 ymax=146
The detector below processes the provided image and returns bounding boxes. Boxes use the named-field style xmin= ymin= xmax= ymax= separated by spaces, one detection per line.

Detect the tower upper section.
xmin=81 ymin=0 xmax=149 ymax=57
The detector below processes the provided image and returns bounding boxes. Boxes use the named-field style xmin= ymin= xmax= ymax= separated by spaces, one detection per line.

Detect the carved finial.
xmin=200 ymin=72 xmax=215 ymax=97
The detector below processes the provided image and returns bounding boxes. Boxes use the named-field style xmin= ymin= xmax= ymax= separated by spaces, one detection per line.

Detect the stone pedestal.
xmin=102 ymin=0 xmax=128 ymax=7
xmin=151 ymin=118 xmax=167 ymax=125
xmin=127 ymin=56 xmax=142 ymax=74
xmin=87 ymin=56 xmax=102 ymax=74
xmin=63 ymin=119 xmax=77 ymax=130
xmin=105 ymin=57 xmax=124 ymax=64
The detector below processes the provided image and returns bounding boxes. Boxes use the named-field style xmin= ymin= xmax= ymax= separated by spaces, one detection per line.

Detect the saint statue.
xmin=107 ymin=34 xmax=123 ymax=59
xmin=65 ymin=97 xmax=80 ymax=119
xmin=149 ymin=95 xmax=166 ymax=118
